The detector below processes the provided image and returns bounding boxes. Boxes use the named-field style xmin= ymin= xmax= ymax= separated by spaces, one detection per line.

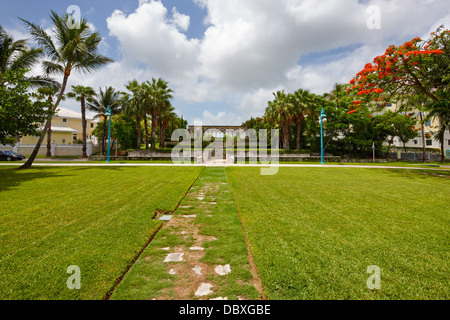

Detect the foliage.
xmin=0 ymin=69 xmax=52 ymax=144
xmin=111 ymin=114 xmax=139 ymax=150
xmin=0 ymin=25 xmax=59 ymax=89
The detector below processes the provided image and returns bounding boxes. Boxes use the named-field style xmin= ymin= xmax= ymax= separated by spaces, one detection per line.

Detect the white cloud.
xmin=172 ymin=7 xmax=190 ymax=31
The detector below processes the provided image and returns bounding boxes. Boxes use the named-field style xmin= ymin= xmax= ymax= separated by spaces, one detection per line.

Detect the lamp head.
xmin=105 ymin=106 xmax=112 ymax=116
xmin=320 ymin=108 xmax=326 ymax=118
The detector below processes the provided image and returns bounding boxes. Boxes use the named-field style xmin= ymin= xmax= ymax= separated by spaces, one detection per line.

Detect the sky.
xmin=1 ymin=0 xmax=449 ymax=125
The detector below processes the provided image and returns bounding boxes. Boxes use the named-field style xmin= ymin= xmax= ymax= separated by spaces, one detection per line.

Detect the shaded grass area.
xmin=0 ymin=166 xmax=202 ymax=299
xmin=227 ymin=167 xmax=449 ymax=300
xmin=111 ymin=167 xmax=260 ymax=300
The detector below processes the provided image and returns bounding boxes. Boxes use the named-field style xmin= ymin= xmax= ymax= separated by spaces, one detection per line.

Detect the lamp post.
xmin=320 ymin=108 xmax=326 ymax=165
xmin=105 ymin=106 xmax=112 ymax=163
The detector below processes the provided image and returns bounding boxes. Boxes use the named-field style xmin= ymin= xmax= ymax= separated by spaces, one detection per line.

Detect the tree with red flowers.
xmin=348 ymin=26 xmax=449 ymax=161
xmin=348 ymin=26 xmax=449 ymax=114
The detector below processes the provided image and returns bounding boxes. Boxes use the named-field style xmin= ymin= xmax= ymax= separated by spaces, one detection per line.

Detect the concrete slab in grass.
xmin=164 ymin=253 xmax=184 ymax=263
xmin=159 ymin=215 xmax=173 ymax=221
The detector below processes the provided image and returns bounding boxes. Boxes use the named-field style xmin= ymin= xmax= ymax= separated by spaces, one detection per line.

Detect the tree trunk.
xmin=159 ymin=118 xmax=164 ymax=148
xmin=136 ymin=115 xmax=141 ymax=149
xmin=296 ymin=113 xmax=303 ymax=151
xmin=46 ymin=120 xmax=52 ymax=157
xmin=20 ymin=73 xmax=69 ymax=169
xmin=81 ymin=97 xmax=87 ymax=158
xmin=144 ymin=115 xmax=149 ymax=150
xmin=151 ymin=104 xmax=157 ymax=151
xmin=283 ymin=120 xmax=289 ymax=151
xmin=420 ymin=112 xmax=426 ymax=163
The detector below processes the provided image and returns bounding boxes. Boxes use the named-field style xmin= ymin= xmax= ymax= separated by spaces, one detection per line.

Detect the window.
xmin=425 ymin=120 xmax=432 ymax=127
xmin=448 ymin=140 xmax=450 ymax=146
xmin=91 ymin=123 xmax=94 ymax=128
xmin=414 ymin=140 xmax=418 ymax=145
xmin=73 ymin=134 xmax=78 ymax=141
xmin=426 ymin=140 xmax=433 ymax=146
xmin=62 ymin=118 xmax=67 ymax=123
xmin=62 ymin=139 xmax=66 ymax=144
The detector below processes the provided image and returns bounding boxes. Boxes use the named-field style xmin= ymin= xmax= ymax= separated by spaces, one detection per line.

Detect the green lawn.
xmin=0 ymin=166 xmax=202 ymax=299
xmin=227 ymin=167 xmax=449 ymax=300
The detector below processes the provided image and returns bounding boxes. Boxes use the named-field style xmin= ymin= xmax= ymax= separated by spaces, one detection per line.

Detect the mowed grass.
xmin=0 ymin=166 xmax=202 ymax=299
xmin=227 ymin=167 xmax=449 ymax=300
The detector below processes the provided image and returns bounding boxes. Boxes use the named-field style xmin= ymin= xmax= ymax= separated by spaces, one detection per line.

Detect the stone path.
xmin=111 ymin=167 xmax=262 ymax=300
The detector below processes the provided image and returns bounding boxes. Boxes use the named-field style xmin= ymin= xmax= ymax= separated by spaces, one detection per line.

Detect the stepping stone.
xmin=182 ymin=215 xmax=197 ymax=218
xmin=198 ymin=197 xmax=204 ymax=201
xmin=210 ymin=202 xmax=217 ymax=205
xmin=179 ymin=206 xmax=191 ymax=209
xmin=215 ymin=264 xmax=231 ymax=276
xmin=160 ymin=247 xmax=170 ymax=251
xmin=190 ymin=247 xmax=204 ymax=251
xmin=192 ymin=265 xmax=203 ymax=275
xmin=164 ymin=253 xmax=184 ymax=263
xmin=210 ymin=297 xmax=228 ymax=300
xmin=195 ymin=283 xmax=213 ymax=297
xmin=169 ymin=269 xmax=176 ymax=275
xmin=180 ymin=231 xmax=186 ymax=235
xmin=159 ymin=215 xmax=172 ymax=221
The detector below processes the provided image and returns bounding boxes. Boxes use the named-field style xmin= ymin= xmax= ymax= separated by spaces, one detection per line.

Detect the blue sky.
xmin=1 ymin=0 xmax=449 ymax=125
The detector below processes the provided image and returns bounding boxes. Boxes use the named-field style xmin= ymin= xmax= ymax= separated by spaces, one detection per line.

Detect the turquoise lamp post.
xmin=320 ymin=108 xmax=326 ymax=165
xmin=105 ymin=106 xmax=112 ymax=163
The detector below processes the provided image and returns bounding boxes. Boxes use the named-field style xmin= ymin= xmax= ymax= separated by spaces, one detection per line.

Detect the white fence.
xmin=0 ymin=142 xmax=101 ymax=157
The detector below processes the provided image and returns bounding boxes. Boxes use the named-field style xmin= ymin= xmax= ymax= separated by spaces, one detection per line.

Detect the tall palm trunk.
xmin=20 ymin=72 xmax=69 ymax=169
xmin=46 ymin=96 xmax=54 ymax=157
xmin=136 ymin=115 xmax=142 ymax=149
xmin=144 ymin=115 xmax=149 ymax=150
xmin=283 ymin=119 xmax=289 ymax=151
xmin=151 ymin=103 xmax=157 ymax=151
xmin=296 ymin=113 xmax=304 ymax=151
xmin=46 ymin=120 xmax=52 ymax=157
xmin=81 ymin=96 xmax=87 ymax=158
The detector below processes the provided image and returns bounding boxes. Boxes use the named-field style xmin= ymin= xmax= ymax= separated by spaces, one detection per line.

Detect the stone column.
xmin=86 ymin=141 xmax=93 ymax=157
xmin=51 ymin=142 xmax=56 ymax=157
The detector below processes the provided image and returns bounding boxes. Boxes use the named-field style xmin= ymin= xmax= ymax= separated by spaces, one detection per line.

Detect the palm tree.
xmin=87 ymin=86 xmax=121 ymax=155
xmin=122 ymin=80 xmax=146 ymax=149
xmin=147 ymin=78 xmax=173 ymax=151
xmin=36 ymin=87 xmax=61 ymax=156
xmin=291 ymin=89 xmax=314 ymax=151
xmin=20 ymin=10 xmax=113 ymax=169
xmin=66 ymin=85 xmax=96 ymax=158
xmin=266 ymin=90 xmax=294 ymax=150
xmin=0 ymin=25 xmax=59 ymax=89
xmin=159 ymin=103 xmax=176 ymax=148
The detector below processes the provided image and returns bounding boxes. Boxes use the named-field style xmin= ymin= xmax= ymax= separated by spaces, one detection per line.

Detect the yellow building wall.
xmin=20 ymin=116 xmax=96 ymax=145
xmin=53 ymin=117 xmax=95 ymax=140
xmin=20 ymin=132 xmax=75 ymax=145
